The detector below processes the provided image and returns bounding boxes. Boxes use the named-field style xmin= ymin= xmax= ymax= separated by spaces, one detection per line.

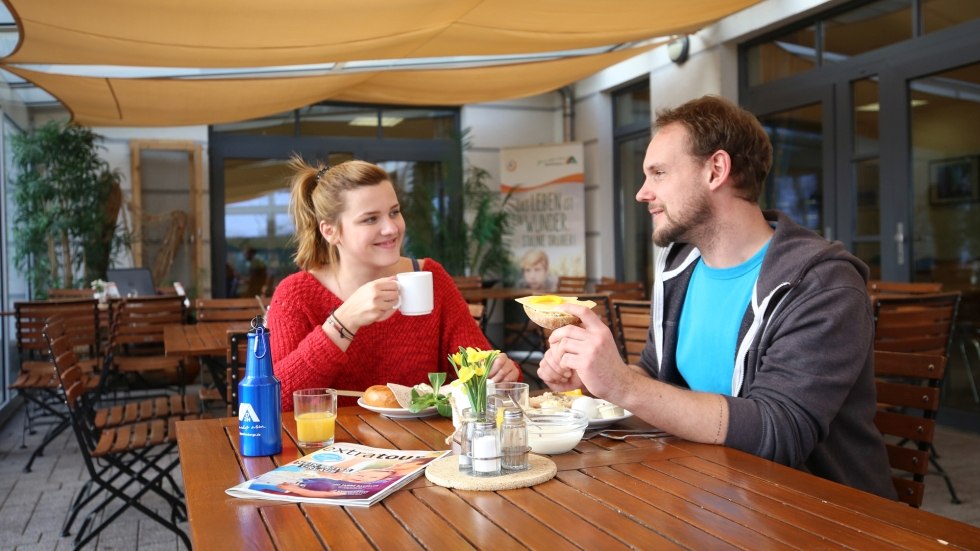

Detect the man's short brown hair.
xmin=654 ymin=95 xmax=772 ymax=202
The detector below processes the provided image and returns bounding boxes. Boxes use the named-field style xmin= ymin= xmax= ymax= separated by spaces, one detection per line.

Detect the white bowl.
xmin=526 ymin=409 xmax=589 ymax=454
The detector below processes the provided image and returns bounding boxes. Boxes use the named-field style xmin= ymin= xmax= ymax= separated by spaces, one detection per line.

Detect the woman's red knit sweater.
xmin=267 ymin=259 xmax=495 ymax=410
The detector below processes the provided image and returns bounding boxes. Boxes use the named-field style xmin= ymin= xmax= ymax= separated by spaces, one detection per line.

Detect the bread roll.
xmin=515 ymin=295 xmax=597 ymax=330
xmin=363 ymin=384 xmax=400 ymax=408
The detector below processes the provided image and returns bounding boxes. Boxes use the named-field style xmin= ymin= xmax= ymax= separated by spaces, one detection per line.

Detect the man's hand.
xmin=535 ymin=304 xmax=627 ymax=396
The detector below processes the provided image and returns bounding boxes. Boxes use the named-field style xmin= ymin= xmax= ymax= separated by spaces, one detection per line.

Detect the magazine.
xmin=226 ymin=443 xmax=450 ymax=507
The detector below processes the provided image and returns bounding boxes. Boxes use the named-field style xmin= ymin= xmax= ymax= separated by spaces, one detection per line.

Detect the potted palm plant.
xmin=403 ymin=130 xmax=515 ymax=282
xmin=10 ymin=120 xmax=126 ymax=298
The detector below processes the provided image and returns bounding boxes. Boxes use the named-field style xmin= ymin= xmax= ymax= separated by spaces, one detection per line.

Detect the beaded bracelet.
xmin=326 ymin=311 xmax=356 ymax=341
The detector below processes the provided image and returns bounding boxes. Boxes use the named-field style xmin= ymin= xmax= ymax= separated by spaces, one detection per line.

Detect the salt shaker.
xmin=469 ymin=421 xmax=501 ymax=477
xmin=500 ymin=408 xmax=529 ymax=472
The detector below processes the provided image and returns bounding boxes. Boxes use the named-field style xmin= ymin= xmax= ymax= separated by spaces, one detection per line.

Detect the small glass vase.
xmin=452 ymin=379 xmax=494 ymax=422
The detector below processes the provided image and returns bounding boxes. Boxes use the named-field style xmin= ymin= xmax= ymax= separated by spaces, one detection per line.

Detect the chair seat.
xmin=93 ymin=394 xmax=200 ymax=429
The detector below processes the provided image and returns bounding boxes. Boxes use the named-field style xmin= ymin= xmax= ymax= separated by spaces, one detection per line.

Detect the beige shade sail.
xmin=8 ymin=45 xmax=657 ymax=126
xmin=0 ymin=0 xmax=760 ymax=126
xmin=2 ymin=0 xmax=758 ymax=67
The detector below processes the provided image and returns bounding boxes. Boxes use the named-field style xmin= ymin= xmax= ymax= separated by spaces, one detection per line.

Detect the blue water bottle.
xmin=238 ymin=321 xmax=282 ymax=456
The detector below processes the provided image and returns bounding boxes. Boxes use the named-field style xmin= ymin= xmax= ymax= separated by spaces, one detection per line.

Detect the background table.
xmin=165 ymin=321 xmax=250 ymax=403
xmin=176 ymin=408 xmax=980 ymax=550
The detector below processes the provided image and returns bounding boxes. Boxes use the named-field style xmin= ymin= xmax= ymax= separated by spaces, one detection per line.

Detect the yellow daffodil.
xmin=447 ymin=345 xmax=500 ymax=418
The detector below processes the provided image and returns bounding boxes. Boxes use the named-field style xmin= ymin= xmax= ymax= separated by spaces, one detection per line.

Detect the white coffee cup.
xmin=395 ymin=271 xmax=433 ymax=316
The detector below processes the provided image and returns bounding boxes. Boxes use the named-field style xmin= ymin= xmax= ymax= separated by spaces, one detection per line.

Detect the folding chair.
xmin=225 ymin=331 xmax=249 ymax=417
xmin=556 ymin=276 xmax=588 ymax=294
xmin=47 ymin=318 xmax=191 ymax=550
xmin=612 ymin=299 xmax=652 ymax=364
xmin=9 ymin=298 xmax=101 ymax=471
xmin=873 ymin=291 xmax=962 ymax=503
xmin=868 ymin=280 xmax=943 ymax=295
xmin=453 ymin=275 xmax=490 ymax=333
xmin=874 ymin=350 xmax=948 ymax=507
xmin=107 ymin=295 xmax=192 ymax=396
xmin=194 ymin=297 xmax=263 ymax=323
xmin=48 ymin=288 xmax=97 ymax=299
xmin=595 ymin=280 xmax=647 ymax=300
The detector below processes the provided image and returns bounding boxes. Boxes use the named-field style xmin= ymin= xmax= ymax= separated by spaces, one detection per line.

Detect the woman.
xmin=268 ymin=157 xmax=520 ymax=410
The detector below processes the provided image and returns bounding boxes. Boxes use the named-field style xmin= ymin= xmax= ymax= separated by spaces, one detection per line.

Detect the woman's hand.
xmin=488 ymin=353 xmax=520 ymax=383
xmin=333 ymin=276 xmax=400 ymax=333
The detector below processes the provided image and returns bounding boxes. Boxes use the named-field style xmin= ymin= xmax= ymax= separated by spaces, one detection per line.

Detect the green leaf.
xmin=428 ymin=371 xmax=447 ymax=392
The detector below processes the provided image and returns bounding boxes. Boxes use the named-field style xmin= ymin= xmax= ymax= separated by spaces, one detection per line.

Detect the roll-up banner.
xmin=500 ymin=143 xmax=585 ymax=293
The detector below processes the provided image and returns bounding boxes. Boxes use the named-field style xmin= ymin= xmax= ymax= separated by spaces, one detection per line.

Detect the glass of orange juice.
xmin=293 ymin=388 xmax=337 ymax=449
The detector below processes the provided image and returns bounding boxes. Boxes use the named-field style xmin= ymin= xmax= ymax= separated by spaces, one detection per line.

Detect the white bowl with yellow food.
xmin=515 ymin=295 xmax=597 ymax=330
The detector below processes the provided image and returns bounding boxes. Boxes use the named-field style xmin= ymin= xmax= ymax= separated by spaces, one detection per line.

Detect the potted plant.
xmin=403 ymin=129 xmax=515 ymax=282
xmin=10 ymin=120 xmax=126 ymax=298
xmin=460 ymin=164 xmax=515 ymax=282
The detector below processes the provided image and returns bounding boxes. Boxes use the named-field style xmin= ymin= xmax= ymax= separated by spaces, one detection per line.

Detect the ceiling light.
xmin=855 ymin=99 xmax=928 ymax=112
xmin=349 ymin=116 xmax=403 ymax=127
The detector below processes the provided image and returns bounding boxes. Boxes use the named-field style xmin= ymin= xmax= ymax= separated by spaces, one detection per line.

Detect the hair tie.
xmin=315 ymin=166 xmax=329 ymax=183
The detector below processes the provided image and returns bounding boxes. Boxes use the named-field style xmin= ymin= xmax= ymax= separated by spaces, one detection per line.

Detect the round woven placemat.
xmin=425 ymin=454 xmax=556 ymax=491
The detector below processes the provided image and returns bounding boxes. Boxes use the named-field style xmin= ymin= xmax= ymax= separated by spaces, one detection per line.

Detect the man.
xmin=539 ymin=95 xmax=896 ymax=499
xmin=244 ymin=247 xmax=268 ymax=297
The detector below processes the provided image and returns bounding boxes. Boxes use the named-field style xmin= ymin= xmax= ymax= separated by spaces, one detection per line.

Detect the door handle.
xmin=894 ymin=222 xmax=905 ymax=266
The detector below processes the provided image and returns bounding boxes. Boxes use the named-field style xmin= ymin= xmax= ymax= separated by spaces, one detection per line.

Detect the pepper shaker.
xmin=500 ymin=408 xmax=529 ymax=472
xmin=455 ymin=407 xmax=477 ymax=474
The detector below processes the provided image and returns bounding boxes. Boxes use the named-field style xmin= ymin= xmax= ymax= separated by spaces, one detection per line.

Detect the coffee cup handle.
xmin=393 ymin=283 xmax=402 ymax=310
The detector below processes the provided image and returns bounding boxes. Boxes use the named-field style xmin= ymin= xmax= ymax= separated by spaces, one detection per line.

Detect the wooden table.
xmin=176 ymin=408 xmax=980 ymax=550
xmin=164 ymin=321 xmax=250 ymax=357
xmin=165 ymin=321 xmax=250 ymax=403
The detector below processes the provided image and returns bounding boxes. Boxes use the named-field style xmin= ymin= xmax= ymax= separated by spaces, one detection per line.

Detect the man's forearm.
xmin=612 ymin=371 xmax=729 ymax=444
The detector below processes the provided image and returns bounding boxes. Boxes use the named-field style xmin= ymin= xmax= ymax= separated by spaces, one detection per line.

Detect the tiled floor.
xmin=1 ymin=388 xmax=978 ymax=550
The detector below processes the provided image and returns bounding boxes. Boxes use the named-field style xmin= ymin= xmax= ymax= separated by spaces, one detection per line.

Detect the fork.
xmin=598 ymin=431 xmax=668 ymax=440
xmin=583 ymin=429 xmax=667 ymax=440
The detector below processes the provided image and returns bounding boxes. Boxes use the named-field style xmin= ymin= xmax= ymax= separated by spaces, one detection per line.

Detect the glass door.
xmin=747 ymin=86 xmax=837 ymax=244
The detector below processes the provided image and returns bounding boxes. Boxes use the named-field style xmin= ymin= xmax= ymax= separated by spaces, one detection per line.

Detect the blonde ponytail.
xmin=288 ymin=156 xmax=329 ymax=271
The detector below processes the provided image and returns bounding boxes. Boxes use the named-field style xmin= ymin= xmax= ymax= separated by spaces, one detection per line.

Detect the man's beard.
xmin=652 ymin=188 xmax=713 ymax=247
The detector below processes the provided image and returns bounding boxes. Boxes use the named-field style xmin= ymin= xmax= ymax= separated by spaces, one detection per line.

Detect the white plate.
xmin=586 ymin=401 xmax=633 ymax=428
xmin=357 ymin=397 xmax=439 ymax=419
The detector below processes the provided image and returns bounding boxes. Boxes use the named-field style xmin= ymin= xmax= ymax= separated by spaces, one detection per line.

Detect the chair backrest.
xmin=869 ymin=280 xmax=943 ymax=295
xmin=452 ymin=275 xmax=483 ymax=290
xmin=48 ymin=288 xmax=96 ymax=299
xmin=226 ymin=332 xmax=249 ymax=416
xmin=873 ymin=291 xmax=961 ymax=357
xmin=44 ymin=316 xmax=97 ymax=416
xmin=195 ymin=297 xmax=263 ymax=323
xmin=111 ymin=295 xmax=186 ymax=353
xmin=612 ymin=299 xmax=652 ymax=364
xmin=467 ymin=303 xmax=486 ymax=327
xmin=873 ymin=350 xmax=947 ymax=507
xmin=14 ymin=298 xmax=101 ymax=369
xmin=556 ymin=276 xmax=588 ymax=294
xmin=594 ymin=280 xmax=647 ymax=300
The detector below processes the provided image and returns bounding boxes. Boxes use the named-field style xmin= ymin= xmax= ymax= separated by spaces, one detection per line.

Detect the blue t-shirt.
xmin=676 ymin=242 xmax=770 ymax=395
